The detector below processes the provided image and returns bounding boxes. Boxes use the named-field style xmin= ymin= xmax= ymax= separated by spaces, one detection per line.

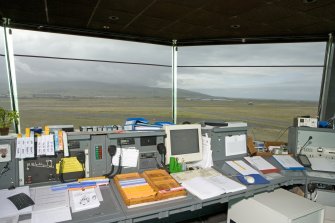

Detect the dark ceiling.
xmin=1 ymin=0 xmax=335 ymax=46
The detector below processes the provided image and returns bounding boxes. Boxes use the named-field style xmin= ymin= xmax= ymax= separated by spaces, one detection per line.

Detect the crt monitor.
xmin=164 ymin=124 xmax=203 ymax=164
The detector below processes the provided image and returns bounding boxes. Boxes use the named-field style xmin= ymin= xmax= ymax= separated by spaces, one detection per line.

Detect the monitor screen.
xmin=170 ymin=129 xmax=200 ymax=155
xmin=164 ymin=124 xmax=203 ymax=164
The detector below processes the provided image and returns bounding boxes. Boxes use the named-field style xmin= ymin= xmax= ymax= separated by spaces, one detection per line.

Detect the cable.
xmin=59 ymin=152 xmax=85 ymax=183
xmin=275 ymin=126 xmax=290 ymax=141
xmin=0 ymin=162 xmax=10 ymax=178
xmin=104 ymin=145 xmax=117 ymax=177
xmin=105 ymin=144 xmax=122 ymax=179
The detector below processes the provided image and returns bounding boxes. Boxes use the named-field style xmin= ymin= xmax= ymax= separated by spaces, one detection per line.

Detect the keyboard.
xmin=7 ymin=192 xmax=35 ymax=210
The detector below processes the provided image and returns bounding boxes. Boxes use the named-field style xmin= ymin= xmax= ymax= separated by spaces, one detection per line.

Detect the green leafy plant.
xmin=0 ymin=107 xmax=19 ymax=128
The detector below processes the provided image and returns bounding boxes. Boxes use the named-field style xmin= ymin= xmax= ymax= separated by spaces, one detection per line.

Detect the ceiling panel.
xmin=0 ymin=0 xmax=334 ymax=45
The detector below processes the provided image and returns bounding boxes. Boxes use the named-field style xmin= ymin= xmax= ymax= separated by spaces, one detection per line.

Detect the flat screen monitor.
xmin=164 ymin=124 xmax=203 ymax=164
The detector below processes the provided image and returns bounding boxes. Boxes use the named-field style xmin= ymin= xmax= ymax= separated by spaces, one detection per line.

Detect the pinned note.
xmin=112 ymin=148 xmax=139 ymax=167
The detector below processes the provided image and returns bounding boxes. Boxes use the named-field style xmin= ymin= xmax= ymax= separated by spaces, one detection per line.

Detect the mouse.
xmin=244 ymin=175 xmax=255 ymax=184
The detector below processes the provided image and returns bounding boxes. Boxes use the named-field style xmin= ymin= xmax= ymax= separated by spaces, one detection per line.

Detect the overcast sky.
xmin=1 ymin=29 xmax=326 ymax=100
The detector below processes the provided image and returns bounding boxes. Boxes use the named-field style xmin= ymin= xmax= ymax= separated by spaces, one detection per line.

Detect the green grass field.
xmin=1 ymin=97 xmax=318 ymax=142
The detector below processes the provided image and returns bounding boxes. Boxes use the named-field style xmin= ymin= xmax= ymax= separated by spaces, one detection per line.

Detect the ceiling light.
xmin=230 ymin=24 xmax=240 ymax=29
xmin=108 ymin=16 xmax=119 ymax=21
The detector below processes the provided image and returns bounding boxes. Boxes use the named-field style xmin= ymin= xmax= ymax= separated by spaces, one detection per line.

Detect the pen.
xmin=68 ymin=185 xmax=97 ymax=191
xmin=233 ymin=160 xmax=246 ymax=170
xmin=159 ymin=186 xmax=185 ymax=194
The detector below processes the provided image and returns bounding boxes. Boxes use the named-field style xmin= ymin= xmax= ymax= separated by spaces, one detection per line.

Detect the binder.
xmin=244 ymin=156 xmax=280 ymax=174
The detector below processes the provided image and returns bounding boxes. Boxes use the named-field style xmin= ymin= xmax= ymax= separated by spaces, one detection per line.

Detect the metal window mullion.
xmin=318 ymin=34 xmax=334 ymax=120
xmin=3 ymin=19 xmax=20 ymax=133
xmin=172 ymin=40 xmax=178 ymax=124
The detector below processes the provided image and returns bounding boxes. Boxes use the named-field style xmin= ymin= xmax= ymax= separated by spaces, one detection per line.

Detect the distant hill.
xmin=17 ymin=81 xmax=212 ymax=98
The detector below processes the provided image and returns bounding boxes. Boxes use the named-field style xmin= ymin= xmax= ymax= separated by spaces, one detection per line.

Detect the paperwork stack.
xmin=273 ymin=155 xmax=305 ymax=170
xmin=114 ymin=172 xmax=156 ymax=206
xmin=171 ymin=168 xmax=246 ymax=200
xmin=114 ymin=170 xmax=186 ymax=206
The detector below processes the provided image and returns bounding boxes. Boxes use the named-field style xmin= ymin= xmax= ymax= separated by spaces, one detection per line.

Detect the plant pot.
xmin=0 ymin=127 xmax=9 ymax=136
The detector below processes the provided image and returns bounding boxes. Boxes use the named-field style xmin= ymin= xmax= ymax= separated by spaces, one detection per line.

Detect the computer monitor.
xmin=164 ymin=124 xmax=203 ymax=164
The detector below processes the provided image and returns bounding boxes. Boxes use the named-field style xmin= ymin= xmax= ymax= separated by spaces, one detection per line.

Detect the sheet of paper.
xmin=226 ymin=160 xmax=259 ymax=175
xmin=95 ymin=186 xmax=103 ymax=202
xmin=30 ymin=185 xmax=71 ymax=223
xmin=309 ymin=158 xmax=335 ymax=172
xmin=30 ymin=186 xmax=70 ymax=211
xmin=15 ymin=137 xmax=23 ymax=158
xmin=63 ymin=131 xmax=69 ymax=157
xmin=37 ymin=136 xmax=43 ymax=156
xmin=206 ymin=175 xmax=246 ymax=193
xmin=182 ymin=177 xmax=224 ymax=200
xmin=0 ymin=186 xmax=32 ymax=219
xmin=192 ymin=134 xmax=213 ymax=168
xmin=244 ymin=156 xmax=278 ymax=171
xmin=25 ymin=137 xmax=35 ymax=158
xmin=112 ymin=148 xmax=139 ymax=167
xmin=171 ymin=167 xmax=221 ymax=183
xmin=225 ymin=134 xmax=247 ymax=156
xmin=69 ymin=188 xmax=100 ymax=213
xmin=273 ymin=155 xmax=304 ymax=170
xmin=31 ymin=206 xmax=71 ymax=223
xmin=46 ymin=135 xmax=55 ymax=156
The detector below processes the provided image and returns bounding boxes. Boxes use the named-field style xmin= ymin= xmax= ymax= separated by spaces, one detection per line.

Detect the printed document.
xmin=206 ymin=175 xmax=246 ymax=193
xmin=273 ymin=155 xmax=304 ymax=170
xmin=225 ymin=134 xmax=247 ymax=156
xmin=69 ymin=187 xmax=100 ymax=213
xmin=112 ymin=148 xmax=139 ymax=167
xmin=192 ymin=134 xmax=213 ymax=168
xmin=182 ymin=177 xmax=224 ymax=200
xmin=30 ymin=185 xmax=71 ymax=223
xmin=226 ymin=160 xmax=259 ymax=175
xmin=244 ymin=156 xmax=279 ymax=174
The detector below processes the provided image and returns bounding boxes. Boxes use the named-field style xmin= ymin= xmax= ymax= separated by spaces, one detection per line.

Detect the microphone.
xmin=298 ymin=136 xmax=312 ymax=155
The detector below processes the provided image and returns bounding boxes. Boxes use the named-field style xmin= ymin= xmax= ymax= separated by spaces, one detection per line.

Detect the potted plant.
xmin=0 ymin=107 xmax=19 ymax=135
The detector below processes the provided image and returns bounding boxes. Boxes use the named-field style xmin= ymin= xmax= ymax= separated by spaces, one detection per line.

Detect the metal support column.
xmin=319 ymin=33 xmax=335 ymax=121
xmin=172 ymin=39 xmax=178 ymax=124
xmin=2 ymin=18 xmax=20 ymax=133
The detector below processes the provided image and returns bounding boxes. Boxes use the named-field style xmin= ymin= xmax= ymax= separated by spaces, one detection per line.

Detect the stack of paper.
xmin=273 ymin=155 xmax=304 ymax=170
xmin=171 ymin=167 xmax=221 ymax=183
xmin=206 ymin=175 xmax=247 ymax=193
xmin=30 ymin=186 xmax=72 ymax=223
xmin=182 ymin=177 xmax=224 ymax=200
xmin=173 ymin=168 xmax=246 ymax=200
xmin=244 ymin=156 xmax=279 ymax=174
xmin=192 ymin=134 xmax=213 ymax=168
xmin=226 ymin=160 xmax=259 ymax=175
